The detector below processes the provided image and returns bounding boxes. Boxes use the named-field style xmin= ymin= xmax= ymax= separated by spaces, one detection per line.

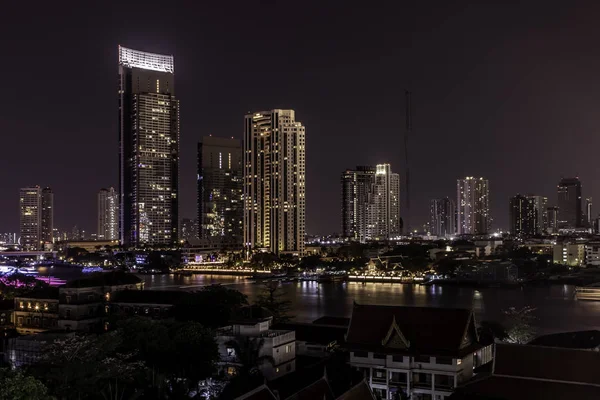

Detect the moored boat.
xmin=575 ymin=283 xmax=600 ymax=301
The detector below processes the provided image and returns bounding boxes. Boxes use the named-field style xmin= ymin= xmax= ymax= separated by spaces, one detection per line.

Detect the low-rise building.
xmin=584 ymin=242 xmax=600 ymax=266
xmin=110 ymin=290 xmax=186 ymax=320
xmin=553 ymin=242 xmax=585 ymax=266
xmin=14 ymin=288 xmax=59 ymax=334
xmin=346 ymin=303 xmax=492 ymax=400
xmin=216 ymin=306 xmax=296 ymax=380
xmin=450 ymin=343 xmax=600 ymax=399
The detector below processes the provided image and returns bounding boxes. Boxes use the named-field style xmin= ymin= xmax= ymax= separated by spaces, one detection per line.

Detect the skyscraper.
xmin=19 ymin=187 xmax=42 ymax=250
xmin=526 ymin=195 xmax=547 ymax=235
xmin=341 ymin=166 xmax=376 ymax=242
xmin=546 ymin=206 xmax=559 ymax=234
xmin=118 ymin=46 xmax=179 ymax=246
xmin=98 ymin=187 xmax=119 ymax=240
xmin=509 ymin=195 xmax=537 ymax=236
xmin=197 ymin=136 xmax=243 ymax=244
xmin=41 ymin=187 xmax=54 ymax=245
xmin=586 ymin=197 xmax=593 ymax=227
xmin=430 ymin=197 xmax=456 ymax=237
xmin=244 ymin=110 xmax=306 ymax=255
xmin=557 ymin=177 xmax=582 ymax=229
xmin=180 ymin=218 xmax=198 ymax=243
xmin=367 ymin=164 xmax=401 ymax=240
xmin=457 ymin=177 xmax=490 ymax=235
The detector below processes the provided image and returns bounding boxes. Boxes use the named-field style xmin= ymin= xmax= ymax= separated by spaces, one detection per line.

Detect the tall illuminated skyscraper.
xmin=430 ymin=197 xmax=455 ymax=237
xmin=366 ymin=164 xmax=401 ymax=240
xmin=244 ymin=110 xmax=306 ymax=255
xmin=198 ymin=136 xmax=243 ymax=244
xmin=19 ymin=187 xmax=42 ymax=250
xmin=527 ymin=195 xmax=547 ymax=235
xmin=41 ymin=187 xmax=54 ymax=245
xmin=509 ymin=194 xmax=536 ymax=236
xmin=98 ymin=187 xmax=119 ymax=240
xmin=341 ymin=166 xmax=376 ymax=242
xmin=457 ymin=177 xmax=490 ymax=235
xmin=118 ymin=46 xmax=179 ymax=245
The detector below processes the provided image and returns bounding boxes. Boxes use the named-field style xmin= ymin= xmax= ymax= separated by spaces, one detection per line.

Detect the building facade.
xmin=509 ymin=195 xmax=537 ymax=236
xmin=19 ymin=186 xmax=53 ymax=250
xmin=456 ymin=177 xmax=490 ymax=235
xmin=197 ymin=136 xmax=243 ymax=245
xmin=342 ymin=166 xmax=376 ymax=243
xmin=243 ymin=110 xmax=306 ymax=255
xmin=546 ymin=206 xmax=559 ymax=234
xmin=586 ymin=197 xmax=593 ymax=227
xmin=41 ymin=187 xmax=54 ymax=246
xmin=118 ymin=46 xmax=179 ymax=246
xmin=98 ymin=187 xmax=119 ymax=240
xmin=526 ymin=195 xmax=547 ymax=235
xmin=430 ymin=197 xmax=455 ymax=238
xmin=367 ymin=164 xmax=401 ymax=240
xmin=557 ymin=177 xmax=582 ymax=229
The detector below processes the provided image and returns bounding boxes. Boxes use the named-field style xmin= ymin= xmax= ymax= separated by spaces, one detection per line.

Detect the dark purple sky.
xmin=2 ymin=1 xmax=600 ymax=235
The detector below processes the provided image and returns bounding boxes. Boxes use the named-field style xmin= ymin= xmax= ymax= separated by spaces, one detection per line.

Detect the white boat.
xmin=575 ymin=283 xmax=600 ymax=301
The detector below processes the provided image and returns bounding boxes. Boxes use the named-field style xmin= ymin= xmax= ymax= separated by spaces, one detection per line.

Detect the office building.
xmin=430 ymin=197 xmax=456 ymax=237
xmin=41 ymin=187 xmax=54 ymax=245
xmin=342 ymin=166 xmax=376 ymax=242
xmin=557 ymin=177 xmax=582 ymax=229
xmin=527 ymin=195 xmax=547 ymax=235
xmin=118 ymin=46 xmax=179 ymax=246
xmin=197 ymin=136 xmax=243 ymax=244
xmin=367 ymin=164 xmax=401 ymax=240
xmin=547 ymin=206 xmax=559 ymax=234
xmin=244 ymin=110 xmax=306 ymax=255
xmin=98 ymin=188 xmax=119 ymax=241
xmin=509 ymin=195 xmax=536 ymax=236
xmin=180 ymin=218 xmax=197 ymax=243
xmin=456 ymin=177 xmax=490 ymax=235
xmin=19 ymin=187 xmax=42 ymax=250
xmin=586 ymin=197 xmax=593 ymax=227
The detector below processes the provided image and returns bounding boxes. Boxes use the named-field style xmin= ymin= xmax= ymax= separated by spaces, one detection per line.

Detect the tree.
xmin=477 ymin=320 xmax=507 ymax=343
xmin=503 ymin=306 xmax=537 ymax=344
xmin=0 ymin=369 xmax=53 ymax=400
xmin=173 ymin=285 xmax=248 ymax=328
xmin=255 ymin=282 xmax=292 ymax=324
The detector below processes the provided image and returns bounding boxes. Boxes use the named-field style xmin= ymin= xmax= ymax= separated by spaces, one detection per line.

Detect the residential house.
xmin=346 ymin=303 xmax=492 ymax=400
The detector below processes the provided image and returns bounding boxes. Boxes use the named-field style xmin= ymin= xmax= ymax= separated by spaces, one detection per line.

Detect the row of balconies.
xmin=366 ymin=367 xmax=458 ymax=392
xmin=351 ymin=351 xmax=462 ymax=371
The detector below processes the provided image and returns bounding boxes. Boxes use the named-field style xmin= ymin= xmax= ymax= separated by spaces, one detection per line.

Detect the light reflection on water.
xmin=38 ymin=267 xmax=600 ymax=336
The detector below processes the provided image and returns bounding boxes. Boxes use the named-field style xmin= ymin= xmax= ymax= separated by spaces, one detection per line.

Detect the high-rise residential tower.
xmin=98 ymin=187 xmax=119 ymax=240
xmin=198 ymin=136 xmax=243 ymax=244
xmin=526 ymin=195 xmax=547 ymax=235
xmin=244 ymin=110 xmax=306 ymax=255
xmin=430 ymin=197 xmax=456 ymax=237
xmin=586 ymin=197 xmax=593 ymax=227
xmin=457 ymin=177 xmax=490 ymax=235
xmin=341 ymin=166 xmax=376 ymax=242
xmin=546 ymin=206 xmax=559 ymax=234
xmin=118 ymin=46 xmax=179 ymax=246
xmin=41 ymin=187 xmax=54 ymax=245
xmin=367 ymin=164 xmax=401 ymax=240
xmin=19 ymin=187 xmax=42 ymax=250
xmin=509 ymin=194 xmax=537 ymax=236
xmin=557 ymin=177 xmax=582 ymax=229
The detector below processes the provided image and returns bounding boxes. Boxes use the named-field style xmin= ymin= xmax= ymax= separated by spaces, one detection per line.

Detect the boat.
xmin=575 ymin=283 xmax=600 ymax=301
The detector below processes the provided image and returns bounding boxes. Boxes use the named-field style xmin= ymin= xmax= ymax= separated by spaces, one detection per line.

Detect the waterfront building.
xmin=557 ymin=177 xmax=582 ymax=229
xmin=430 ymin=197 xmax=455 ymax=238
xmin=97 ymin=187 xmax=119 ymax=241
xmin=243 ymin=110 xmax=305 ymax=255
xmin=456 ymin=177 xmax=490 ymax=235
xmin=546 ymin=206 xmax=559 ymax=234
xmin=553 ymin=242 xmax=585 ymax=266
xmin=216 ymin=306 xmax=296 ymax=380
xmin=346 ymin=303 xmax=491 ymax=400
xmin=509 ymin=194 xmax=537 ymax=236
xmin=118 ymin=46 xmax=179 ymax=246
xmin=14 ymin=288 xmax=60 ymax=334
xmin=19 ymin=186 xmax=41 ymax=250
xmin=342 ymin=166 xmax=376 ymax=242
xmin=526 ymin=195 xmax=547 ymax=235
xmin=41 ymin=187 xmax=54 ymax=246
xmin=197 ymin=136 xmax=243 ymax=245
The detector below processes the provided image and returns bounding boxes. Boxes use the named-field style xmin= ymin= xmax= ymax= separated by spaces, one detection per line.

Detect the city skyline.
xmin=2 ymin=2 xmax=600 ymax=235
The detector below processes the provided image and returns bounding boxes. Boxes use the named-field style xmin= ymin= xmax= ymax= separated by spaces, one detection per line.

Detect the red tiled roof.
xmin=346 ymin=303 xmax=478 ymax=356
xmin=494 ymin=343 xmax=600 ymax=385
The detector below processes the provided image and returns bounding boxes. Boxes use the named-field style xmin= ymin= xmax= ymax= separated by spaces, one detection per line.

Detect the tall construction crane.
xmin=404 ymin=90 xmax=412 ymax=236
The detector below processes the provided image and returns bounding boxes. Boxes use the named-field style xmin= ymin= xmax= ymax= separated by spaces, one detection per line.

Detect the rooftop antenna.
xmin=405 ymin=90 xmax=412 ymax=235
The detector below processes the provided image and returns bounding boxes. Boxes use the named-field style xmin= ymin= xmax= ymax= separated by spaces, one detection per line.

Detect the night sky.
xmin=2 ymin=1 xmax=600 ymax=235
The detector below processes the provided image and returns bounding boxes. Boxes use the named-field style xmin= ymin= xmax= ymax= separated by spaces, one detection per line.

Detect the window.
xmin=372 ymin=368 xmax=386 ymax=383
xmin=65 ymin=296 xmax=71 ymax=304
xmin=65 ymin=309 xmax=71 ymax=319
xmin=392 ymin=355 xmax=404 ymax=363
xmin=226 ymin=348 xmax=236 ymax=357
xmin=457 ymin=358 xmax=462 ymax=365
xmin=435 ymin=374 xmax=454 ymax=390
xmin=286 ymin=345 xmax=292 ymax=353
xmin=17 ymin=317 xmax=23 ymax=326
xmin=436 ymin=357 xmax=453 ymax=365
xmin=390 ymin=371 xmax=407 ymax=384
xmin=88 ymin=294 xmax=94 ymax=301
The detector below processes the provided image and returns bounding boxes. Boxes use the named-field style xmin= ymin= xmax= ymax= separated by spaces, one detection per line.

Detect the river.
xmin=37 ymin=267 xmax=600 ymax=336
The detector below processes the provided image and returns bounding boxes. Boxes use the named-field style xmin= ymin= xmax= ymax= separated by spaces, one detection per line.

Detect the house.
xmin=528 ymin=330 xmax=600 ymax=351
xmin=58 ymin=272 xmax=143 ymax=332
xmin=217 ymin=306 xmax=296 ymax=380
xmin=14 ymin=287 xmax=60 ymax=334
xmin=110 ymin=290 xmax=186 ymax=320
xmin=274 ymin=317 xmax=348 ymax=358
xmin=346 ymin=303 xmax=492 ymax=400
xmin=450 ymin=343 xmax=600 ymax=399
